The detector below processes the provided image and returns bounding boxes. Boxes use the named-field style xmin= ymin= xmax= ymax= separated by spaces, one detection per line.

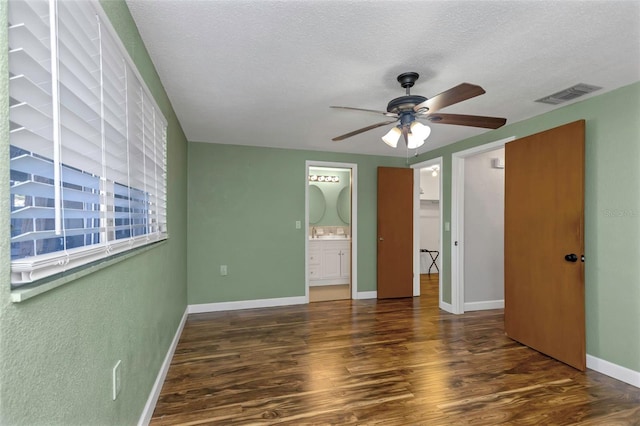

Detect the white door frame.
xmin=305 ymin=161 xmax=358 ymax=301
xmin=411 ymin=157 xmax=443 ymax=302
xmin=450 ymin=137 xmax=514 ymax=314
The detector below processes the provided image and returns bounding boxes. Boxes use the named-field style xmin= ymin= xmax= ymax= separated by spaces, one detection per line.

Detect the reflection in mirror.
xmin=309 ymin=184 xmax=326 ymax=224
xmin=337 ymin=186 xmax=350 ymax=224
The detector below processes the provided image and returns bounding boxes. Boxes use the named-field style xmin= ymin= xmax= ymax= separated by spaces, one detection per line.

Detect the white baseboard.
xmin=464 ymin=299 xmax=505 ymax=311
xmin=439 ymin=301 xmax=454 ymax=313
xmin=138 ymin=308 xmax=188 ymax=426
xmin=188 ymin=296 xmax=307 ymax=314
xmin=356 ymin=291 xmax=377 ymax=299
xmin=587 ymin=354 xmax=640 ymax=389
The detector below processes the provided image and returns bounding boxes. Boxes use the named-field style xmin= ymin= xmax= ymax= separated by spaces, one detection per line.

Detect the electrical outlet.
xmin=295 ymin=220 xmax=301 ymax=229
xmin=112 ymin=360 xmax=122 ymax=400
xmin=220 ymin=265 xmax=228 ymax=276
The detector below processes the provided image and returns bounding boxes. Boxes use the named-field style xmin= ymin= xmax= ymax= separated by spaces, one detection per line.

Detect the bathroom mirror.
xmin=309 ymin=184 xmax=326 ymax=224
xmin=337 ymin=186 xmax=350 ymax=224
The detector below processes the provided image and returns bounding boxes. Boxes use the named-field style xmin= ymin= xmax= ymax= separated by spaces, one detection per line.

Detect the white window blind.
xmin=8 ymin=0 xmax=168 ymax=287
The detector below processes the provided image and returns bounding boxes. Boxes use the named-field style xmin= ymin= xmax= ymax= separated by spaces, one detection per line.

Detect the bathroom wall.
xmin=309 ymin=168 xmax=351 ymax=228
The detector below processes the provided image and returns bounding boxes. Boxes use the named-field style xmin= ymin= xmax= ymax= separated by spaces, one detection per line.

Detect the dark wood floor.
xmin=151 ymin=274 xmax=640 ymax=425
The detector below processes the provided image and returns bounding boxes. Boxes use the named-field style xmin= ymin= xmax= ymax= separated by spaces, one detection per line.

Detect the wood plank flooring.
xmin=151 ymin=275 xmax=640 ymax=425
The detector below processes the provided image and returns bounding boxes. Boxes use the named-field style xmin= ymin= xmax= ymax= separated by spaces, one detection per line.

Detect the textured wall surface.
xmin=0 ymin=1 xmax=188 ymax=424
xmin=413 ymin=82 xmax=640 ymax=372
xmin=187 ymin=143 xmax=405 ymax=304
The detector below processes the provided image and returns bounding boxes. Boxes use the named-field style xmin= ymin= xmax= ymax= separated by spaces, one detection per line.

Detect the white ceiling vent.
xmin=535 ymin=83 xmax=602 ymax=105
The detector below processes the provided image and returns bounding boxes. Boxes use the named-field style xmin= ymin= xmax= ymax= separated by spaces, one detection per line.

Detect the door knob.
xmin=564 ymin=253 xmax=578 ymax=262
xmin=379 ymin=237 xmax=384 ymax=241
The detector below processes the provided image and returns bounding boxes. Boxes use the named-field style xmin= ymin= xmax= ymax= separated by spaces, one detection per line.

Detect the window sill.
xmin=10 ymin=240 xmax=167 ymax=303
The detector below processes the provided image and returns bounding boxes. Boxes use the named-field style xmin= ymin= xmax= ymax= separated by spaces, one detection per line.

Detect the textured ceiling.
xmin=126 ymin=0 xmax=640 ymax=157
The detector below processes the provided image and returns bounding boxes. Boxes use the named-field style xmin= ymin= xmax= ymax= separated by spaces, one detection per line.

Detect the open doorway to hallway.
xmin=450 ymin=136 xmax=514 ymax=314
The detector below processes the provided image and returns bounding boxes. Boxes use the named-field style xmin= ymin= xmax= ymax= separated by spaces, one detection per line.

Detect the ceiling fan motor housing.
xmin=388 ymin=72 xmax=428 ymax=115
xmin=387 ymin=95 xmax=428 ymax=114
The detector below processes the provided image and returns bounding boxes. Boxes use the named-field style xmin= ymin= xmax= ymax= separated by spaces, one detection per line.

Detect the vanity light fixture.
xmin=308 ymin=175 xmax=340 ymax=183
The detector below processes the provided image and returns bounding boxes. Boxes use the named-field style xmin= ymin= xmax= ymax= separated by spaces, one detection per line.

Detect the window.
xmin=8 ymin=0 xmax=168 ymax=287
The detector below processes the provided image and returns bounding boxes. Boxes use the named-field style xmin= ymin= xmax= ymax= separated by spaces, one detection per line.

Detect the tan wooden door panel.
xmin=505 ymin=120 xmax=586 ymax=370
xmin=377 ymin=167 xmax=413 ymax=299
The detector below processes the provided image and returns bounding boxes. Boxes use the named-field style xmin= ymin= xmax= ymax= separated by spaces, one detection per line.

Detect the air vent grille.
xmin=535 ymin=83 xmax=602 ymax=105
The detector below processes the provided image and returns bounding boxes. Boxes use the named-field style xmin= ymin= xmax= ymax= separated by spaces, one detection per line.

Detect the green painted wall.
xmin=187 ymin=143 xmax=405 ymax=304
xmin=411 ymin=82 xmax=640 ymax=372
xmin=0 ymin=1 xmax=188 ymax=425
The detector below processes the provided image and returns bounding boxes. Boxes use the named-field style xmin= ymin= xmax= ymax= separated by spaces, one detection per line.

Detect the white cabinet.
xmin=308 ymin=245 xmax=322 ymax=280
xmin=309 ymin=240 xmax=350 ymax=286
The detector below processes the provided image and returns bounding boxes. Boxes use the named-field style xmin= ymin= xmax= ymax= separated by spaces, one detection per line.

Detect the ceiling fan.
xmin=330 ymin=72 xmax=507 ymax=149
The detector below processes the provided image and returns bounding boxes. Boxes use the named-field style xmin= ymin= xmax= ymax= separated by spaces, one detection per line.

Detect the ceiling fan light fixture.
xmin=410 ymin=121 xmax=431 ymax=140
xmin=382 ymin=126 xmax=401 ymax=148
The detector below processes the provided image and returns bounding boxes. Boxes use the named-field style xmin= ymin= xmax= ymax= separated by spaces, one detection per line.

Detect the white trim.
xmin=137 ymin=308 xmax=188 ymax=426
xmin=451 ymin=154 xmax=463 ymax=314
xmin=411 ymin=157 xmax=443 ymax=305
xmin=451 ymin=137 xmax=515 ymax=315
xmin=439 ymin=301 xmax=454 ymax=313
xmin=586 ymin=354 xmax=640 ymax=389
xmin=187 ymin=296 xmax=307 ymax=314
xmin=305 ymin=161 xmax=358 ymax=301
xmin=463 ymin=299 xmax=505 ymax=311
xmin=356 ymin=291 xmax=377 ymax=299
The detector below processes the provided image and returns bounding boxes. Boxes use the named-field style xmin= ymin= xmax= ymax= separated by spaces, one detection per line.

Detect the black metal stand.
xmin=420 ymin=249 xmax=439 ymax=275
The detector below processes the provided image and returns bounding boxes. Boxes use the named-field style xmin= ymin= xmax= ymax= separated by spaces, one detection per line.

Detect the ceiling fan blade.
xmin=425 ymin=113 xmax=507 ymax=129
xmin=331 ymin=106 xmax=398 ymax=118
xmin=414 ymin=83 xmax=486 ymax=114
xmin=332 ymin=120 xmax=398 ymax=141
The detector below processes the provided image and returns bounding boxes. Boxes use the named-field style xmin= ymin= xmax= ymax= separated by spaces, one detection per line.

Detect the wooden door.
xmin=377 ymin=167 xmax=413 ymax=299
xmin=505 ymin=120 xmax=585 ymax=370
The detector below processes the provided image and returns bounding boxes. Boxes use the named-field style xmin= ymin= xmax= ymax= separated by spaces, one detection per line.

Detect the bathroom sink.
xmin=311 ymin=235 xmax=350 ymax=240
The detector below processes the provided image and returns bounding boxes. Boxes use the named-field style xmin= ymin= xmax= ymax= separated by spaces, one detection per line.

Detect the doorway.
xmin=411 ymin=158 xmax=443 ymax=304
xmin=450 ymin=137 xmax=514 ymax=314
xmin=305 ymin=161 xmax=358 ymax=302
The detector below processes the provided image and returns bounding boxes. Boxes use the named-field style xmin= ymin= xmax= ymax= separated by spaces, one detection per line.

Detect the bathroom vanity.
xmin=308 ymin=238 xmax=350 ymax=286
